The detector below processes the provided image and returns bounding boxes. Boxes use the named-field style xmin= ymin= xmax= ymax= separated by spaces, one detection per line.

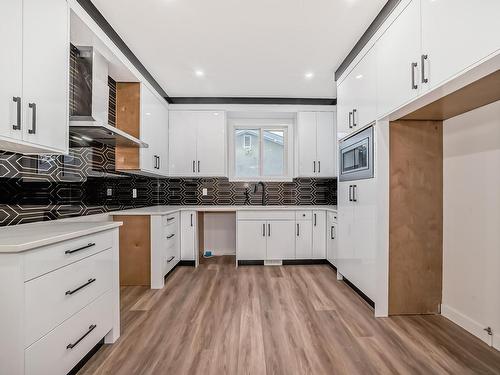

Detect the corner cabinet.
xmin=115 ymin=83 xmax=169 ymax=177
xmin=169 ymin=111 xmax=226 ymax=177
xmin=296 ymin=111 xmax=336 ymax=178
xmin=0 ymin=0 xmax=69 ymax=154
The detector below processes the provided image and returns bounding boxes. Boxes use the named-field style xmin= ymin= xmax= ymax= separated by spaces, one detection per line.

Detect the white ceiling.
xmin=92 ymin=0 xmax=386 ymax=98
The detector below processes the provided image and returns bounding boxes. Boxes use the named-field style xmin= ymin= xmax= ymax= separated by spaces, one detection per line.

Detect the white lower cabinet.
xmin=266 ymin=221 xmax=296 ymax=260
xmin=151 ymin=213 xmax=180 ymax=289
xmin=180 ymin=211 xmax=197 ymax=261
xmin=312 ymin=210 xmax=327 ymax=259
xmin=237 ymin=220 xmax=267 ymax=260
xmin=337 ymin=180 xmax=377 ymax=301
xmin=295 ymin=220 xmax=313 ymax=259
xmin=326 ymin=212 xmax=338 ymax=266
xmin=0 ymin=228 xmax=120 ymax=375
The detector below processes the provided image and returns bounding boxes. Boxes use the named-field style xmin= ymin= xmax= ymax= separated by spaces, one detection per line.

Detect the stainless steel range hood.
xmin=69 ymin=46 xmax=148 ymax=148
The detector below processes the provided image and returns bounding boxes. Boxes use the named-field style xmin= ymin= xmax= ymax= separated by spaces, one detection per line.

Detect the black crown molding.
xmin=335 ymin=0 xmax=401 ymax=81
xmin=76 ymin=0 xmax=172 ymax=103
xmin=169 ymin=97 xmax=336 ymax=105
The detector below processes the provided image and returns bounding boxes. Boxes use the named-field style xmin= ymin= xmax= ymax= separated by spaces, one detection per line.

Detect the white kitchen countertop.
xmin=0 ymin=221 xmax=122 ymax=253
xmin=110 ymin=205 xmax=337 ymax=216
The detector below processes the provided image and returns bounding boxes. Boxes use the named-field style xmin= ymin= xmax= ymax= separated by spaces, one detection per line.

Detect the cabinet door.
xmin=336 ymin=77 xmax=354 ymax=139
xmin=266 ymin=221 xmax=296 ymax=260
xmin=140 ymin=85 xmax=158 ymax=173
xmin=351 ymin=46 xmax=377 ymax=129
xmin=295 ymin=221 xmax=312 ymax=259
xmin=22 ymin=0 xmax=69 ymax=152
xmin=337 ymin=181 xmax=354 ymax=268
xmin=312 ymin=211 xmax=327 ymax=259
xmin=351 ymin=179 xmax=377 ymax=300
xmin=316 ymin=112 xmax=336 ymax=177
xmin=237 ymin=221 xmax=266 ymax=260
xmin=0 ymin=0 xmax=23 ymax=142
xmin=326 ymin=214 xmax=337 ymax=266
xmin=169 ymin=111 xmax=198 ymax=176
xmin=180 ymin=211 xmax=196 ymax=261
xmin=297 ymin=112 xmax=317 ymax=177
xmin=377 ymin=0 xmax=420 ymax=118
xmin=421 ymin=0 xmax=500 ymax=91
xmin=196 ymin=111 xmax=226 ymax=176
xmin=157 ymin=103 xmax=169 ymax=175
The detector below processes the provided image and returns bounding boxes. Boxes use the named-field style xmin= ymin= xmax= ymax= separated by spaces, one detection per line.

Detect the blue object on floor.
xmin=204 ymin=250 xmax=213 ymax=258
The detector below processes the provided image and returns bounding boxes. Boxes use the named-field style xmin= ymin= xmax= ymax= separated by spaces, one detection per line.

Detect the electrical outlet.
xmin=202 ymin=188 xmax=208 ymax=196
xmin=106 ymin=188 xmax=112 ymax=196
xmin=132 ymin=188 xmax=137 ymax=198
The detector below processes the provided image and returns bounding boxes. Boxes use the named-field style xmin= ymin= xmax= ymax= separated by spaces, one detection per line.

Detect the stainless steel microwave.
xmin=339 ymin=126 xmax=374 ymax=182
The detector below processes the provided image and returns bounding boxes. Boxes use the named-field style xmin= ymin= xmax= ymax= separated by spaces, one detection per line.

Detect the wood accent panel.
xmin=115 ymin=82 xmax=141 ymax=170
xmin=114 ymin=215 xmax=150 ymax=286
xmin=78 ymin=263 xmax=500 ymax=374
xmin=389 ymin=120 xmax=443 ymax=315
xmin=401 ymin=70 xmax=500 ymax=121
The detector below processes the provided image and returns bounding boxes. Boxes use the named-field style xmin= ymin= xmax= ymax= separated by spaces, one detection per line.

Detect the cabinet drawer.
xmin=327 ymin=212 xmax=338 ymax=223
xmin=295 ymin=211 xmax=312 ymax=221
xmin=162 ymin=212 xmax=178 ymax=226
xmin=24 ymin=230 xmax=113 ymax=281
xmin=25 ymin=290 xmax=113 ymax=375
xmin=238 ymin=210 xmax=295 ymax=221
xmin=25 ymin=249 xmax=113 ymax=347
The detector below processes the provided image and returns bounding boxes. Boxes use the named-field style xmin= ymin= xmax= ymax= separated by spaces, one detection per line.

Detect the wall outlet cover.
xmin=106 ymin=188 xmax=112 ymax=196
xmin=202 ymin=188 xmax=208 ymax=196
xmin=132 ymin=188 xmax=137 ymax=198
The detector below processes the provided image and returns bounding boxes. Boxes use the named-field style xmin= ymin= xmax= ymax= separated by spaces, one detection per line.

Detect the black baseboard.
xmin=282 ymin=259 xmax=329 ymax=265
xmin=67 ymin=337 xmax=104 ymax=375
xmin=237 ymin=260 xmax=265 ymax=266
xmin=178 ymin=260 xmax=196 ymax=266
xmin=342 ymin=277 xmax=375 ymax=309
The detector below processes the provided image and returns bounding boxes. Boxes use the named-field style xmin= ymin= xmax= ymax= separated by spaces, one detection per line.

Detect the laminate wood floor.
xmin=78 ymin=256 xmax=500 ymax=375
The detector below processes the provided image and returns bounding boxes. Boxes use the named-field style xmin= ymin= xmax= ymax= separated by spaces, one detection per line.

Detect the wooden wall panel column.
xmin=115 ymin=82 xmax=141 ymax=170
xmin=114 ymin=215 xmax=151 ymax=286
xmin=389 ymin=120 xmax=443 ymax=315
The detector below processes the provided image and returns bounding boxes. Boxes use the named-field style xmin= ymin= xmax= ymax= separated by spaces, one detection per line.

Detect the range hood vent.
xmin=69 ymin=46 xmax=148 ymax=148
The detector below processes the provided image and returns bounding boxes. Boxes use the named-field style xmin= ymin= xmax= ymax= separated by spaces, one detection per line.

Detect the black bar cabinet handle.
xmin=167 ymin=234 xmax=175 ymax=239
xmin=268 ymin=223 xmax=271 ymax=236
xmin=167 ymin=256 xmax=175 ymax=263
xmin=421 ymin=54 xmax=428 ymax=83
xmin=352 ymin=185 xmax=357 ymax=202
xmin=28 ymin=103 xmax=36 ymax=134
xmin=313 ymin=161 xmax=316 ymax=173
xmin=65 ymin=242 xmax=95 ymax=255
xmin=262 ymin=223 xmax=266 ymax=237
xmin=12 ymin=97 xmax=21 ymax=130
xmin=190 ymin=213 xmax=193 ymax=227
xmin=411 ymin=62 xmax=418 ymax=90
xmin=296 ymin=223 xmax=300 ymax=236
xmin=198 ymin=160 xmax=200 ymax=173
xmin=67 ymin=324 xmax=97 ymax=349
xmin=314 ymin=213 xmax=317 ymax=226
xmin=167 ymin=217 xmax=175 ymax=221
xmin=66 ymin=278 xmax=96 ymax=296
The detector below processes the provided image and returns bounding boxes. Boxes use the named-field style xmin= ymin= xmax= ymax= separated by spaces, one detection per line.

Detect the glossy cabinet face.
xmin=377 ymin=0 xmax=421 ymax=118
xmin=297 ymin=111 xmax=336 ymax=178
xmin=0 ymin=0 xmax=23 ymax=142
xmin=312 ymin=210 xmax=327 ymax=259
xmin=296 ymin=220 xmax=313 ymax=259
xmin=421 ymin=0 xmax=500 ymax=92
xmin=169 ymin=111 xmax=226 ymax=177
xmin=180 ymin=211 xmax=197 ymax=261
xmin=237 ymin=220 xmax=267 ymax=260
xmin=266 ymin=221 xmax=296 ymax=260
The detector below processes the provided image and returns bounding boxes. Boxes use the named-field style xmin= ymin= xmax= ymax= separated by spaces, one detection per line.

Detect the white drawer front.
xmin=162 ymin=212 xmax=179 ymax=226
xmin=25 ymin=249 xmax=113 ymax=347
xmin=24 ymin=230 xmax=113 ymax=281
xmin=237 ymin=210 xmax=295 ymax=221
xmin=295 ymin=210 xmax=312 ymax=221
xmin=25 ymin=290 xmax=113 ymax=375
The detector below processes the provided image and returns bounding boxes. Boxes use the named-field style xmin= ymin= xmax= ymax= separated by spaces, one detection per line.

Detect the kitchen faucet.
xmin=253 ymin=181 xmax=266 ymax=205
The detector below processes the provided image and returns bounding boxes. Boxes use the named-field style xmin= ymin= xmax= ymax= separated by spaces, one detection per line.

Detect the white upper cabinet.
xmin=420 ymin=0 xmax=500 ymax=91
xmin=297 ymin=111 xmax=336 ymax=178
xmin=337 ymin=45 xmax=377 ymax=139
xmin=140 ymin=85 xmax=168 ymax=175
xmin=0 ymin=0 xmax=23 ymax=143
xmin=169 ymin=111 xmax=226 ymax=177
xmin=377 ymin=0 xmax=421 ymax=118
xmin=0 ymin=0 xmax=69 ymax=154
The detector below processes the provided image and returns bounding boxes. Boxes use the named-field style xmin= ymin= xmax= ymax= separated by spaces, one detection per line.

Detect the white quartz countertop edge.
xmin=0 ymin=221 xmax=122 ymax=253
xmin=110 ymin=205 xmax=337 ymax=216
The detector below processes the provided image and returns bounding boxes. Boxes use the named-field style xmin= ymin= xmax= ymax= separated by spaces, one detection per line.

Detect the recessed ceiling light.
xmin=355 ymin=74 xmax=364 ymax=79
xmin=195 ymin=70 xmax=205 ymax=77
xmin=305 ymin=72 xmax=314 ymax=79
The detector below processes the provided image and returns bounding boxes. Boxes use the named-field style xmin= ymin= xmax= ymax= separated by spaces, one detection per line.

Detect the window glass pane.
xmin=235 ymin=129 xmax=260 ymax=177
xmin=263 ymin=130 xmax=284 ymax=176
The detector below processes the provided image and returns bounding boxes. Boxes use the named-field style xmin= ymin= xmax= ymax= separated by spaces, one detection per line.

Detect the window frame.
xmin=228 ymin=118 xmax=294 ymax=182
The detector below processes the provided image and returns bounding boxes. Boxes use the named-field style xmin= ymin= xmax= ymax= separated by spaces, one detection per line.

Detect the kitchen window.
xmin=229 ymin=119 xmax=293 ymax=181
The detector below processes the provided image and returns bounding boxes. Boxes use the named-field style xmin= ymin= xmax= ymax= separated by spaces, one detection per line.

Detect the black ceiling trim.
xmin=76 ymin=0 xmax=172 ymax=103
xmin=169 ymin=97 xmax=336 ymax=105
xmin=334 ymin=0 xmax=401 ymax=81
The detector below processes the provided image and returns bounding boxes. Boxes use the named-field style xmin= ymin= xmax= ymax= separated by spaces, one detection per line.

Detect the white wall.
xmin=203 ymin=212 xmax=236 ymax=256
xmin=442 ymin=100 xmax=500 ymax=349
